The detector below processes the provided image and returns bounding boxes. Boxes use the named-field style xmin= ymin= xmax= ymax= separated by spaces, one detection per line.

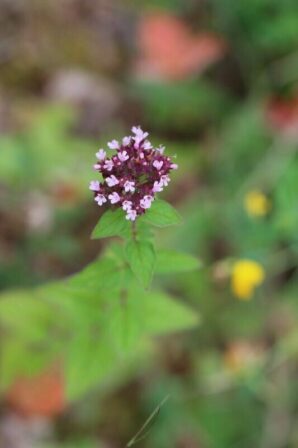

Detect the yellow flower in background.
xmin=231 ymin=260 xmax=265 ymax=300
xmin=244 ymin=190 xmax=270 ymax=217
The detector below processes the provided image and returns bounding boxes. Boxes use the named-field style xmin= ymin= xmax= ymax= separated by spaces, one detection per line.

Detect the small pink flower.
xmin=132 ymin=126 xmax=149 ymax=148
xmin=93 ymin=163 xmax=101 ymax=170
xmin=122 ymin=136 xmax=131 ymax=146
xmin=96 ymin=149 xmax=106 ymax=161
xmin=118 ymin=151 xmax=129 ymax=162
xmin=153 ymin=180 xmax=163 ymax=193
xmin=156 ymin=145 xmax=165 ymax=154
xmin=108 ymin=192 xmax=121 ymax=204
xmin=140 ymin=195 xmax=154 ymax=209
xmin=153 ymin=160 xmax=163 ymax=170
xmin=132 ymin=125 xmax=148 ymax=139
xmin=106 ymin=175 xmax=119 ymax=187
xmin=122 ymin=200 xmax=132 ymax=211
xmin=89 ymin=180 xmax=100 ymax=191
xmin=124 ymin=180 xmax=135 ymax=193
xmin=95 ymin=194 xmax=107 ymax=206
xmin=160 ymin=174 xmax=170 ymax=187
xmin=171 ymin=163 xmax=178 ymax=170
xmin=103 ymin=160 xmax=114 ymax=171
xmin=126 ymin=209 xmax=137 ymax=221
xmin=143 ymin=140 xmax=153 ymax=150
xmin=108 ymin=139 xmax=120 ymax=150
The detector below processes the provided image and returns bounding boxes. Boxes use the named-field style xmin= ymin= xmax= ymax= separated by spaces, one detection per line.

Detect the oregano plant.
xmin=0 ymin=126 xmax=200 ymax=402
xmin=89 ymin=126 xmax=183 ymax=287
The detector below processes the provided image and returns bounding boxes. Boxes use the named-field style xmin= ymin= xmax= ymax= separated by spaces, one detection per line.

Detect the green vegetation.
xmin=0 ymin=0 xmax=298 ymax=447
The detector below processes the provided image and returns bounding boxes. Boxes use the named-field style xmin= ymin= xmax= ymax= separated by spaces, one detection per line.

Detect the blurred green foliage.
xmin=0 ymin=106 xmax=94 ymax=191
xmin=0 ymin=0 xmax=298 ymax=447
xmin=131 ymin=80 xmax=232 ymax=136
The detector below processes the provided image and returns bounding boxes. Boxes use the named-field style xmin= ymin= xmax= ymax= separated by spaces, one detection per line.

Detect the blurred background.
xmin=0 ymin=0 xmax=298 ymax=447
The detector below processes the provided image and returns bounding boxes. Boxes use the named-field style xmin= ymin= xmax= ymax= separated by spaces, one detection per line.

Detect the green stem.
xmin=131 ymin=221 xmax=137 ymax=241
xmin=120 ymin=287 xmax=128 ymax=307
xmin=126 ymin=395 xmax=170 ymax=447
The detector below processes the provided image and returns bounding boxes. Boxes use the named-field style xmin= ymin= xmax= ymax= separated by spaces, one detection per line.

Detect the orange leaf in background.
xmin=51 ymin=182 xmax=80 ymax=205
xmin=224 ymin=341 xmax=264 ymax=375
xmin=266 ymin=97 xmax=298 ymax=138
xmin=6 ymin=367 xmax=65 ymax=418
xmin=135 ymin=13 xmax=226 ymax=81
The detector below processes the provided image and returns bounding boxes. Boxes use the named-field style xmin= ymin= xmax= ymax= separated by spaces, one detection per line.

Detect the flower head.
xmin=231 ymin=260 xmax=265 ymax=300
xmin=90 ymin=126 xmax=177 ymax=218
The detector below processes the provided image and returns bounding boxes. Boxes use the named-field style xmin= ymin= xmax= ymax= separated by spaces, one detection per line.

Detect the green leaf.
xmin=0 ymin=339 xmax=56 ymax=391
xmin=65 ymin=329 xmax=116 ymax=400
xmin=91 ymin=209 xmax=130 ymax=240
xmin=143 ymin=292 xmax=199 ymax=334
xmin=127 ymin=288 xmax=199 ymax=334
xmin=125 ymin=240 xmax=156 ymax=288
xmin=0 ymin=291 xmax=54 ymax=342
xmin=109 ymin=284 xmax=199 ymax=353
xmin=66 ymin=257 xmax=122 ymax=295
xmin=131 ymin=79 xmax=232 ymax=135
xmin=142 ymin=199 xmax=182 ymax=227
xmin=155 ymin=250 xmax=202 ymax=274
xmin=108 ymin=290 xmax=143 ymax=353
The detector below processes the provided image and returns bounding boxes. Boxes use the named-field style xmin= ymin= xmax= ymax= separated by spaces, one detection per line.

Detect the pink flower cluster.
xmin=89 ymin=126 xmax=178 ymax=221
